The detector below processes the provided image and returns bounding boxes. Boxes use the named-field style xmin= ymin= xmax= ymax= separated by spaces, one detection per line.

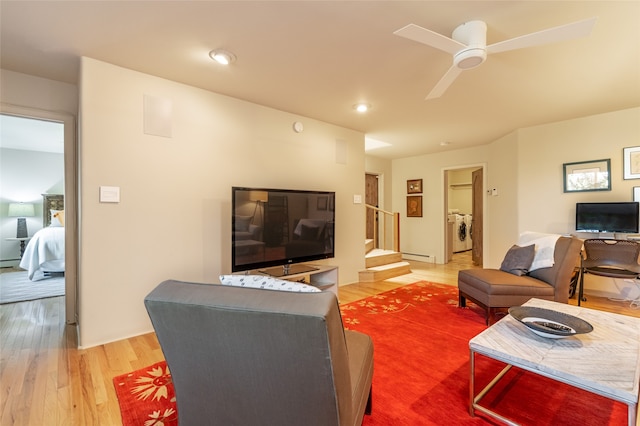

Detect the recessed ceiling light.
xmin=440 ymin=141 xmax=451 ymax=146
xmin=354 ymin=103 xmax=371 ymax=113
xmin=209 ymin=49 xmax=236 ymax=65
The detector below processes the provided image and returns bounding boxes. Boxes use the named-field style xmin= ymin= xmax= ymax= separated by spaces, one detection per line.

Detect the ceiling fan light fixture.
xmin=354 ymin=103 xmax=371 ymax=113
xmin=209 ymin=49 xmax=236 ymax=65
xmin=454 ymin=47 xmax=487 ymax=69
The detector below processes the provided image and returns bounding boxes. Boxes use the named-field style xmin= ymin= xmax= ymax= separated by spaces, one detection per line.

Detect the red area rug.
xmin=113 ymin=361 xmax=177 ymax=425
xmin=342 ymin=281 xmax=626 ymax=425
xmin=114 ymin=281 xmax=627 ymax=425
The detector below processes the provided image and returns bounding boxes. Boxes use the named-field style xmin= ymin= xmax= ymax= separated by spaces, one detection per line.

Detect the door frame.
xmin=1 ymin=103 xmax=78 ymax=324
xmin=443 ymin=163 xmax=486 ymax=265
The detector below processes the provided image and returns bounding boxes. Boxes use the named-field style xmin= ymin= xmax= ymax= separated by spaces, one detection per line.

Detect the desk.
xmin=470 ymin=298 xmax=640 ymax=425
xmin=5 ymin=237 xmax=30 ymax=259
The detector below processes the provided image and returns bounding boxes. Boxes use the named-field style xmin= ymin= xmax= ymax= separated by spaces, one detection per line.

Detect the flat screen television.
xmin=232 ymin=187 xmax=335 ymax=276
xmin=575 ymin=202 xmax=639 ymax=233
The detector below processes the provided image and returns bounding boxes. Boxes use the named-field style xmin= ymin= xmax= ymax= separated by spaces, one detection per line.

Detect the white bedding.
xmin=19 ymin=227 xmax=65 ymax=280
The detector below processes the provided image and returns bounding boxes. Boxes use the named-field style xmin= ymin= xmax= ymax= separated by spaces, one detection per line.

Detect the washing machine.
xmin=464 ymin=214 xmax=473 ymax=250
xmin=453 ymin=214 xmax=467 ymax=253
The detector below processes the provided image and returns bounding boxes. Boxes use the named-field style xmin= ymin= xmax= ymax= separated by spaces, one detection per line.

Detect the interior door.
xmin=365 ymin=174 xmax=378 ymax=246
xmin=471 ymin=168 xmax=483 ymax=266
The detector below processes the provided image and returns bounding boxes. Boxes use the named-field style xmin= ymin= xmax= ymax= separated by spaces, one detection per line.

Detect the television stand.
xmin=260 ymin=264 xmax=318 ymax=277
xmin=255 ymin=264 xmax=339 ymax=298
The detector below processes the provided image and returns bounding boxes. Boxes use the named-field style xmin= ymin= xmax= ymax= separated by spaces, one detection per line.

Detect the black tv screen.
xmin=232 ymin=187 xmax=335 ymax=275
xmin=575 ymin=202 xmax=639 ymax=233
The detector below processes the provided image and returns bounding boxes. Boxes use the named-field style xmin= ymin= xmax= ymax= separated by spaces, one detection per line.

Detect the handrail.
xmin=365 ymin=204 xmax=400 ymax=252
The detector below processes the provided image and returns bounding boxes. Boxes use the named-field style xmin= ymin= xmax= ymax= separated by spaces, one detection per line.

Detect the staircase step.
xmin=365 ymin=239 xmax=374 ymax=254
xmin=358 ymin=261 xmax=412 ymax=282
xmin=365 ymin=249 xmax=403 ymax=268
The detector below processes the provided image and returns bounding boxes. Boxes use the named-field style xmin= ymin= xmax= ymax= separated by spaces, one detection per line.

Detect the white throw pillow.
xmin=219 ymin=275 xmax=321 ymax=292
xmin=516 ymin=231 xmax=562 ymax=271
xmin=50 ymin=209 xmax=65 ymax=227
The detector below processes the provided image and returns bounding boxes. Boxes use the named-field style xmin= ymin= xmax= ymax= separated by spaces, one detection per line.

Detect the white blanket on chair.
xmin=517 ymin=231 xmax=562 ymax=271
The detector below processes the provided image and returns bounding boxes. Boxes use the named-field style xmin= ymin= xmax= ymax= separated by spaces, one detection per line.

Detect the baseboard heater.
xmin=402 ymin=252 xmax=436 ymax=263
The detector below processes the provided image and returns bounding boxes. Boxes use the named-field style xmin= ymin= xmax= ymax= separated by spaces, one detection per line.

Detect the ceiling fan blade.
xmin=487 ymin=17 xmax=597 ymax=54
xmin=394 ymin=24 xmax=466 ymax=54
xmin=426 ymin=65 xmax=463 ymax=100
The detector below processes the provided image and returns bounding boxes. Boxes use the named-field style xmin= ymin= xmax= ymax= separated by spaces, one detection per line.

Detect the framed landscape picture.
xmin=562 ymin=159 xmax=611 ymax=192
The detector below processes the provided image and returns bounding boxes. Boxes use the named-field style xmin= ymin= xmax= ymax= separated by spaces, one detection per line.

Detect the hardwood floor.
xmin=1 ymin=252 xmax=639 ymax=425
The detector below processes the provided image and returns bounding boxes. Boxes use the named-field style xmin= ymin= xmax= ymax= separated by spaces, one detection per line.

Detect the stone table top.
xmin=470 ymin=298 xmax=640 ymax=404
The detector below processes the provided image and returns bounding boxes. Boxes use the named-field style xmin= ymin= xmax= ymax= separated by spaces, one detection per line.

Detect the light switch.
xmin=492 ymin=188 xmax=499 ymax=196
xmin=353 ymin=194 xmax=362 ymax=204
xmin=100 ymin=186 xmax=120 ymax=203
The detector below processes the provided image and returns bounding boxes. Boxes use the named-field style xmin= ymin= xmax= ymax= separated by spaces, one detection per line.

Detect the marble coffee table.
xmin=469 ymin=298 xmax=640 ymax=425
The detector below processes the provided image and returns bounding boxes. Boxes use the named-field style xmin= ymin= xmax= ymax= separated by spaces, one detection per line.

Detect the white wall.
xmin=392 ymin=146 xmax=489 ymax=263
xmin=0 ymin=148 xmax=64 ymax=264
xmin=78 ymin=57 xmax=366 ymax=348
xmin=485 ymin=131 xmax=520 ymax=267
xmin=0 ymin=69 xmax=78 ymax=113
xmin=517 ymin=108 xmax=640 ymax=234
xmin=392 ymin=107 xmax=640 ymax=298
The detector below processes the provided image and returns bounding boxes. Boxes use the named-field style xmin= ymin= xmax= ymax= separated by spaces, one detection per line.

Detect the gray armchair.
xmin=144 ymin=280 xmax=373 ymax=426
xmin=458 ymin=236 xmax=582 ymax=324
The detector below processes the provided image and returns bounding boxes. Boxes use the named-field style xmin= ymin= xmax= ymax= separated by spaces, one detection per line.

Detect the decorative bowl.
xmin=508 ymin=306 xmax=593 ymax=339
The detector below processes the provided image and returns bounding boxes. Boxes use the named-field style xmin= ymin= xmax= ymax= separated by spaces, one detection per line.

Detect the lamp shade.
xmin=248 ymin=191 xmax=269 ymax=203
xmin=8 ymin=203 xmax=35 ymax=217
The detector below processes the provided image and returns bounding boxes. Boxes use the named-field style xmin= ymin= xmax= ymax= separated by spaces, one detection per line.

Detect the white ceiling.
xmin=1 ymin=1 xmax=639 ymax=159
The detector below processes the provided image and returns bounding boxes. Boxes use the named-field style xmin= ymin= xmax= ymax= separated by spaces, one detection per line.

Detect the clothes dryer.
xmin=453 ymin=214 xmax=467 ymax=253
xmin=464 ymin=214 xmax=473 ymax=251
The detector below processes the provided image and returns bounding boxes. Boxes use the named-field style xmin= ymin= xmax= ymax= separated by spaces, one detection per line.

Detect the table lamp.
xmin=8 ymin=202 xmax=35 ymax=238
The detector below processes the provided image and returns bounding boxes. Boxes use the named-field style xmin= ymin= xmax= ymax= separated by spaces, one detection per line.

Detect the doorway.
xmin=444 ymin=166 xmax=484 ymax=267
xmin=365 ymin=173 xmax=379 ymax=247
xmin=0 ymin=104 xmax=77 ymax=324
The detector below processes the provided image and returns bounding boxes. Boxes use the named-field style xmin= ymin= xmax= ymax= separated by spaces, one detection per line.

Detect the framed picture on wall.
xmin=562 ymin=159 xmax=611 ymax=192
xmin=407 ymin=179 xmax=422 ymax=194
xmin=624 ymin=146 xmax=640 ymax=180
xmin=407 ymin=196 xmax=422 ymax=217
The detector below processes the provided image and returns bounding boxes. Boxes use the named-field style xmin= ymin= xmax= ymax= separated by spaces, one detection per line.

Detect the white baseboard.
xmin=402 ymin=253 xmax=436 ymax=263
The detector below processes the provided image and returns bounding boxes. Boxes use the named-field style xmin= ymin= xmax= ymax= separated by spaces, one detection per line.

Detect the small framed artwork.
xmin=624 ymin=146 xmax=640 ymax=180
xmin=407 ymin=179 xmax=422 ymax=194
xmin=406 ymin=196 xmax=422 ymax=217
xmin=317 ymin=196 xmax=328 ymax=210
xmin=563 ymin=159 xmax=611 ymax=192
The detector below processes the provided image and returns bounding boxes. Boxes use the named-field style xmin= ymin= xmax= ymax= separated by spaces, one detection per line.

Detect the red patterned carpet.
xmin=114 ymin=281 xmax=627 ymax=425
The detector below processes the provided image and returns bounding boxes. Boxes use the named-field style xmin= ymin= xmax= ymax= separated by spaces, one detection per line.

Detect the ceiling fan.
xmin=393 ymin=17 xmax=597 ymax=100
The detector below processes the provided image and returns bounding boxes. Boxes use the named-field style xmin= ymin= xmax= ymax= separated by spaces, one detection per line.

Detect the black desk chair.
xmin=578 ymin=239 xmax=640 ymax=305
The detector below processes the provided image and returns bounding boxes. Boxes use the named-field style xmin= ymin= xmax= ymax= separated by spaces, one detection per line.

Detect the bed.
xmin=19 ymin=194 xmax=65 ymax=281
